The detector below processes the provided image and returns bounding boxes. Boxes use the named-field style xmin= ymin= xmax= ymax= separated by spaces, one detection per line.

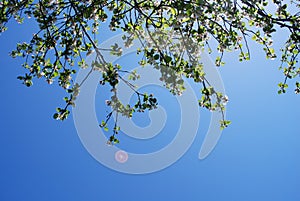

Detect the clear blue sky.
xmin=0 ymin=13 xmax=300 ymax=201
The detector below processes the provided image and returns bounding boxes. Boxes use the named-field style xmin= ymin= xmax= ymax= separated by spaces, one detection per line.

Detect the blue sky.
xmin=1 ymin=13 xmax=300 ymax=201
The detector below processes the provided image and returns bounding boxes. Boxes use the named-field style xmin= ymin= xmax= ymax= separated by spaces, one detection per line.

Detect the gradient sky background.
xmin=1 ymin=8 xmax=300 ymax=201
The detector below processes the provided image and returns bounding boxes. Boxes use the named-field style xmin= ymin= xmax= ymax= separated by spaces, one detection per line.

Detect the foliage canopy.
xmin=1 ymin=0 xmax=299 ymax=143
